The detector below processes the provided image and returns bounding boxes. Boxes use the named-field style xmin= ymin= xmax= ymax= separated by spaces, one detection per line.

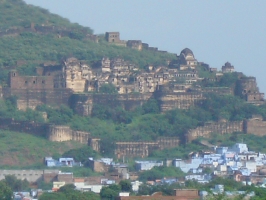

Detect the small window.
xmin=25 ymin=81 xmax=27 ymax=84
xmin=42 ymin=80 xmax=45 ymax=84
xmin=33 ymin=81 xmax=36 ymax=84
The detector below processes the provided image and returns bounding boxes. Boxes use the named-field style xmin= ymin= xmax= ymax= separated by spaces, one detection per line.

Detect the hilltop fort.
xmin=1 ymin=30 xmax=266 ymax=157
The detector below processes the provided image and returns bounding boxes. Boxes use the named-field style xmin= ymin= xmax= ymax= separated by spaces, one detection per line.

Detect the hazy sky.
xmin=24 ymin=0 xmax=266 ymax=93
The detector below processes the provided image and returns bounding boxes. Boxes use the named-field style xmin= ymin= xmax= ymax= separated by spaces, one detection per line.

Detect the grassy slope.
xmin=0 ymin=0 xmax=88 ymax=30
xmin=0 ymin=130 xmax=84 ymax=168
xmin=0 ymin=0 xmax=176 ymax=69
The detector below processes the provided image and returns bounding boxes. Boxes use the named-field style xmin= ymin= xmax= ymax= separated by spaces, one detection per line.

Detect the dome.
xmin=180 ymin=48 xmax=194 ymax=57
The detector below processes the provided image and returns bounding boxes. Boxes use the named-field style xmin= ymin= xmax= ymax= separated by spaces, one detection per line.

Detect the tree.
xmin=0 ymin=181 xmax=13 ymax=200
xmin=58 ymin=184 xmax=76 ymax=193
xmin=62 ymin=146 xmax=99 ymax=163
xmin=119 ymin=180 xmax=132 ymax=192
xmin=39 ymin=192 xmax=67 ymax=200
xmin=99 ymin=84 xmax=118 ymax=94
xmin=100 ymin=184 xmax=121 ymax=200
xmin=4 ymin=175 xmax=29 ymax=191
xmin=142 ymin=98 xmax=160 ymax=114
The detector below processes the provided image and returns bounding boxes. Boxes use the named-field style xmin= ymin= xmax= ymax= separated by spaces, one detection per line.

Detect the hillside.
xmin=0 ymin=130 xmax=84 ymax=167
xmin=0 ymin=0 xmax=266 ymax=163
xmin=0 ymin=0 xmax=175 ymax=85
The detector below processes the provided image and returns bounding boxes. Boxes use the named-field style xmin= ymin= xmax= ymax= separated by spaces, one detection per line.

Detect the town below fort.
xmin=1 ymin=0 xmax=266 ymax=199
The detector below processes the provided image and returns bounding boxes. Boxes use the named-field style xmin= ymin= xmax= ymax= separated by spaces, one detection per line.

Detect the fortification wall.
xmin=115 ymin=142 xmax=158 ymax=158
xmin=156 ymin=91 xmax=203 ymax=111
xmin=0 ymin=118 xmax=89 ymax=144
xmin=71 ymin=93 xmax=152 ymax=116
xmin=0 ymin=170 xmax=44 ymax=183
xmin=201 ymin=87 xmax=233 ymax=95
xmin=89 ymin=138 xmax=101 ymax=152
xmin=186 ymin=121 xmax=243 ymax=142
xmin=0 ymin=118 xmax=49 ymax=137
xmin=113 ymin=137 xmax=180 ymax=158
xmin=244 ymin=118 xmax=266 ymax=136
xmin=48 ymin=125 xmax=90 ymax=144
xmin=3 ymin=88 xmax=72 ymax=110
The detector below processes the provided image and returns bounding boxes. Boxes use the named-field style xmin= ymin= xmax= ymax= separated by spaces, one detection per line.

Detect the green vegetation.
xmin=3 ymin=175 xmax=29 ymax=191
xmin=0 ymin=0 xmax=175 ymax=85
xmin=0 ymin=97 xmax=45 ymax=122
xmin=205 ymin=132 xmax=266 ymax=153
xmin=0 ymin=130 xmax=83 ymax=167
xmin=99 ymin=83 xmax=118 ymax=94
xmin=139 ymin=166 xmax=185 ymax=181
xmin=0 ymin=181 xmax=12 ymax=200
xmin=0 ymin=0 xmax=89 ymax=30
xmin=62 ymin=146 xmax=100 ymax=163
xmin=39 ymin=184 xmax=100 ymax=200
xmin=100 ymin=184 xmax=121 ymax=200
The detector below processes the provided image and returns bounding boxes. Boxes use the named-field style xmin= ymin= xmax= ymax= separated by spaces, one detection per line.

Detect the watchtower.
xmin=105 ymin=32 xmax=120 ymax=43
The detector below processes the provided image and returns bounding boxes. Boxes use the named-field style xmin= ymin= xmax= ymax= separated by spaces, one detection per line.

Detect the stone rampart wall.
xmin=186 ymin=121 xmax=244 ymax=142
xmin=114 ymin=137 xmax=180 ymax=157
xmin=156 ymin=91 xmax=204 ymax=111
xmin=0 ymin=170 xmax=44 ymax=183
xmin=47 ymin=125 xmax=90 ymax=144
xmin=244 ymin=118 xmax=266 ymax=136
xmin=71 ymin=93 xmax=153 ymax=116
xmin=0 ymin=118 xmax=49 ymax=137
xmin=3 ymin=88 xmax=72 ymax=110
xmin=0 ymin=118 xmax=89 ymax=144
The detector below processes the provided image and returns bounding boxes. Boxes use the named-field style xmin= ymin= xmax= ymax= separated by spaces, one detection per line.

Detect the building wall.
xmin=57 ymin=173 xmax=73 ymax=183
xmin=9 ymin=71 xmax=55 ymax=90
xmin=0 ymin=170 xmax=44 ymax=183
xmin=87 ymin=160 xmax=109 ymax=173
xmin=43 ymin=170 xmax=60 ymax=183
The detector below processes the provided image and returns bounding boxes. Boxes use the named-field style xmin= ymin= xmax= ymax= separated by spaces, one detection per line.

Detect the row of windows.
xmin=25 ymin=80 xmax=45 ymax=84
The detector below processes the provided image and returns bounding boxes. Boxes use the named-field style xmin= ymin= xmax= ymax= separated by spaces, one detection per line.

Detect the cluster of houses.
xmin=44 ymin=157 xmax=82 ymax=167
xmin=42 ymin=143 xmax=266 ymax=188
xmin=6 ymin=143 xmax=266 ymax=199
